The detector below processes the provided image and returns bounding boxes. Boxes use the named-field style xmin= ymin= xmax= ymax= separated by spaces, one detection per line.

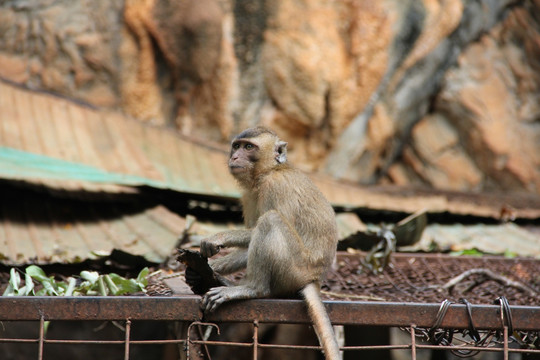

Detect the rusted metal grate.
xmin=323 ymin=253 xmax=540 ymax=306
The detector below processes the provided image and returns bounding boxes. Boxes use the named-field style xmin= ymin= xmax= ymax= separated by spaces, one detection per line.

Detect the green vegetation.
xmin=2 ymin=265 xmax=149 ymax=296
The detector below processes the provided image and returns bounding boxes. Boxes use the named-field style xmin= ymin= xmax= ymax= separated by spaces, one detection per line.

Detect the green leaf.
xmin=136 ymin=267 xmax=149 ymax=287
xmin=2 ymin=269 xmax=19 ymax=296
xmin=54 ymin=281 xmax=69 ymax=296
xmin=16 ymin=273 xmax=35 ymax=296
xmin=80 ymin=271 xmax=99 ymax=284
xmin=24 ymin=273 xmax=35 ymax=295
xmin=504 ymin=250 xmax=518 ymax=258
xmin=104 ymin=275 xmax=120 ymax=295
xmin=35 ymin=288 xmax=47 ymax=296
xmin=97 ymin=276 xmax=108 ymax=296
xmin=26 ymin=265 xmax=60 ymax=296
xmin=41 ymin=279 xmax=59 ymax=296
xmin=9 ymin=268 xmax=21 ymax=292
xmin=107 ymin=273 xmax=142 ymax=295
xmin=2 ymin=283 xmax=15 ymax=296
xmin=65 ymin=278 xmax=77 ymax=296
xmin=26 ymin=265 xmax=49 ymax=282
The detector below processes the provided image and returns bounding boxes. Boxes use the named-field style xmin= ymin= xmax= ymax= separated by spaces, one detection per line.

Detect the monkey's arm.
xmin=209 ymin=249 xmax=248 ymax=275
xmin=200 ymin=229 xmax=252 ymax=257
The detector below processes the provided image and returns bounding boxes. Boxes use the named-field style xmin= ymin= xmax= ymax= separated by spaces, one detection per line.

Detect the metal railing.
xmin=0 ymin=296 xmax=538 ymax=359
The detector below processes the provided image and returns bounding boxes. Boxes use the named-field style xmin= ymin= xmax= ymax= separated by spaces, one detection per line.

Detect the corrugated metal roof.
xmin=1 ymin=80 xmax=540 ymax=220
xmin=0 ymin=184 xmax=186 ymax=265
xmin=402 ymin=223 xmax=540 ymax=257
xmin=0 ymin=147 xmax=164 ymax=188
xmin=0 ymin=81 xmax=238 ymax=198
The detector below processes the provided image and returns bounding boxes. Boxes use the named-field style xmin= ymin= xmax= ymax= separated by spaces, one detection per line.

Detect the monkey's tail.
xmin=301 ymin=283 xmax=340 ymax=360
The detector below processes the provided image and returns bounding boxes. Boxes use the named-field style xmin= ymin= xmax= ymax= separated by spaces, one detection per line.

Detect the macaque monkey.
xmin=193 ymin=127 xmax=340 ymax=360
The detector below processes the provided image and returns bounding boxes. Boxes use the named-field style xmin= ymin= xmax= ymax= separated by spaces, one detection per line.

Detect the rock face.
xmin=0 ymin=1 xmax=124 ymax=107
xmin=1 ymin=0 xmax=538 ymax=193
xmin=388 ymin=2 xmax=540 ymax=193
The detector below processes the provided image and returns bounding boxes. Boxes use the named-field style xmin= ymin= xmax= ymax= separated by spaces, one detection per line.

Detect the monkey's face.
xmin=229 ymin=139 xmax=259 ymax=175
xmin=228 ymin=129 xmax=288 ymax=184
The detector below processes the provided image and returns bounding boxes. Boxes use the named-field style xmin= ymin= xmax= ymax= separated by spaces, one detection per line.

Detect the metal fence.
xmin=0 ymin=296 xmax=538 ymax=359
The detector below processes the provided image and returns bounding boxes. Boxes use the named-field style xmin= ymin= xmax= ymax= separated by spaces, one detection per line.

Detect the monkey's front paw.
xmin=202 ymin=286 xmax=231 ymax=313
xmin=200 ymin=239 xmax=222 ymax=257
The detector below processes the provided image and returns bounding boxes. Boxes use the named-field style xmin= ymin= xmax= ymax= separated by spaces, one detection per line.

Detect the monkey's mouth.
xmin=229 ymin=165 xmax=246 ymax=174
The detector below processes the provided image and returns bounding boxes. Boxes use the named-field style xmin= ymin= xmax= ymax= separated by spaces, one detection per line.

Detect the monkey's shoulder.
xmin=260 ymin=166 xmax=313 ymax=190
xmin=258 ymin=167 xmax=329 ymax=205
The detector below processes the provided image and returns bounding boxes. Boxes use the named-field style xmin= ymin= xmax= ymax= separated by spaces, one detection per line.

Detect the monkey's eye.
xmin=245 ymin=143 xmax=254 ymax=150
xmin=232 ymin=143 xmax=240 ymax=150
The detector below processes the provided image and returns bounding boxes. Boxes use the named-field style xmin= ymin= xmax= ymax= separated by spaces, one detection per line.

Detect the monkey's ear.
xmin=275 ymin=141 xmax=288 ymax=164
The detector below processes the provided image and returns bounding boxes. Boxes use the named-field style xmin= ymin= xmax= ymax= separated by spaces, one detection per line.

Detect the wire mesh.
xmin=0 ymin=299 xmax=538 ymax=360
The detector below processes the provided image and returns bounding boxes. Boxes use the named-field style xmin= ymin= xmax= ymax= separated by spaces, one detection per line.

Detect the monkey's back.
xmin=253 ymin=166 xmax=338 ymax=283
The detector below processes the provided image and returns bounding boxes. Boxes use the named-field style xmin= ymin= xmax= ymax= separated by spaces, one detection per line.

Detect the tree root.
xmin=440 ymin=268 xmax=538 ymax=297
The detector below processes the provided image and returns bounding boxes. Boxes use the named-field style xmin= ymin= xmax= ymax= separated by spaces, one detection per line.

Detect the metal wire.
xmin=1 ymin=319 xmax=539 ymax=359
xmin=401 ymin=298 xmax=540 ymax=358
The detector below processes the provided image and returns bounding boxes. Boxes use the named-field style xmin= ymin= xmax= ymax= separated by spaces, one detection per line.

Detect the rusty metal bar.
xmin=183 ymin=338 xmax=540 ymax=355
xmin=0 ymin=296 xmax=201 ymax=321
xmin=0 ymin=297 xmax=538 ymax=330
xmin=4 ymin=335 xmax=536 ymax=355
xmin=37 ymin=340 xmax=126 ymax=345
xmin=4 ymin=338 xmax=186 ymax=346
xmin=410 ymin=325 xmax=417 ymax=360
xmin=189 ymin=339 xmax=252 ymax=348
xmin=0 ymin=339 xmax=36 ymax=344
xmin=38 ymin=316 xmax=44 ymax=360
xmin=124 ymin=319 xmax=131 ymax=360
xmin=208 ymin=300 xmax=540 ymax=330
xmin=331 ymin=344 xmax=410 ymax=351
xmin=412 ymin=344 xmax=540 ymax=353
xmin=187 ymin=321 xmax=220 ymax=359
xmin=1 ymin=327 xmax=540 ymax=357
xmin=252 ymin=320 xmax=258 ymax=360
xmin=503 ymin=326 xmax=508 ymax=360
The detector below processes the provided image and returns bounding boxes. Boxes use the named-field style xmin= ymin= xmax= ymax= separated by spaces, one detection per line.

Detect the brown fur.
xmin=199 ymin=127 xmax=340 ymax=359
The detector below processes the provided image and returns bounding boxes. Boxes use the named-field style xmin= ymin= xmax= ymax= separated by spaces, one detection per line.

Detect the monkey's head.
xmin=229 ymin=127 xmax=288 ymax=186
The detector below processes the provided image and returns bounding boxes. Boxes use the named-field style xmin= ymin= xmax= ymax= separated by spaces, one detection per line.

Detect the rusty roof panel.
xmin=1 ymin=81 xmax=539 ymax=220
xmin=0 ymin=185 xmax=185 ymax=265
xmin=312 ymin=177 xmax=540 ymax=220
xmin=0 ymin=147 xmax=165 ymax=189
xmin=401 ymin=223 xmax=540 ymax=257
xmin=0 ymin=81 xmax=238 ymax=198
